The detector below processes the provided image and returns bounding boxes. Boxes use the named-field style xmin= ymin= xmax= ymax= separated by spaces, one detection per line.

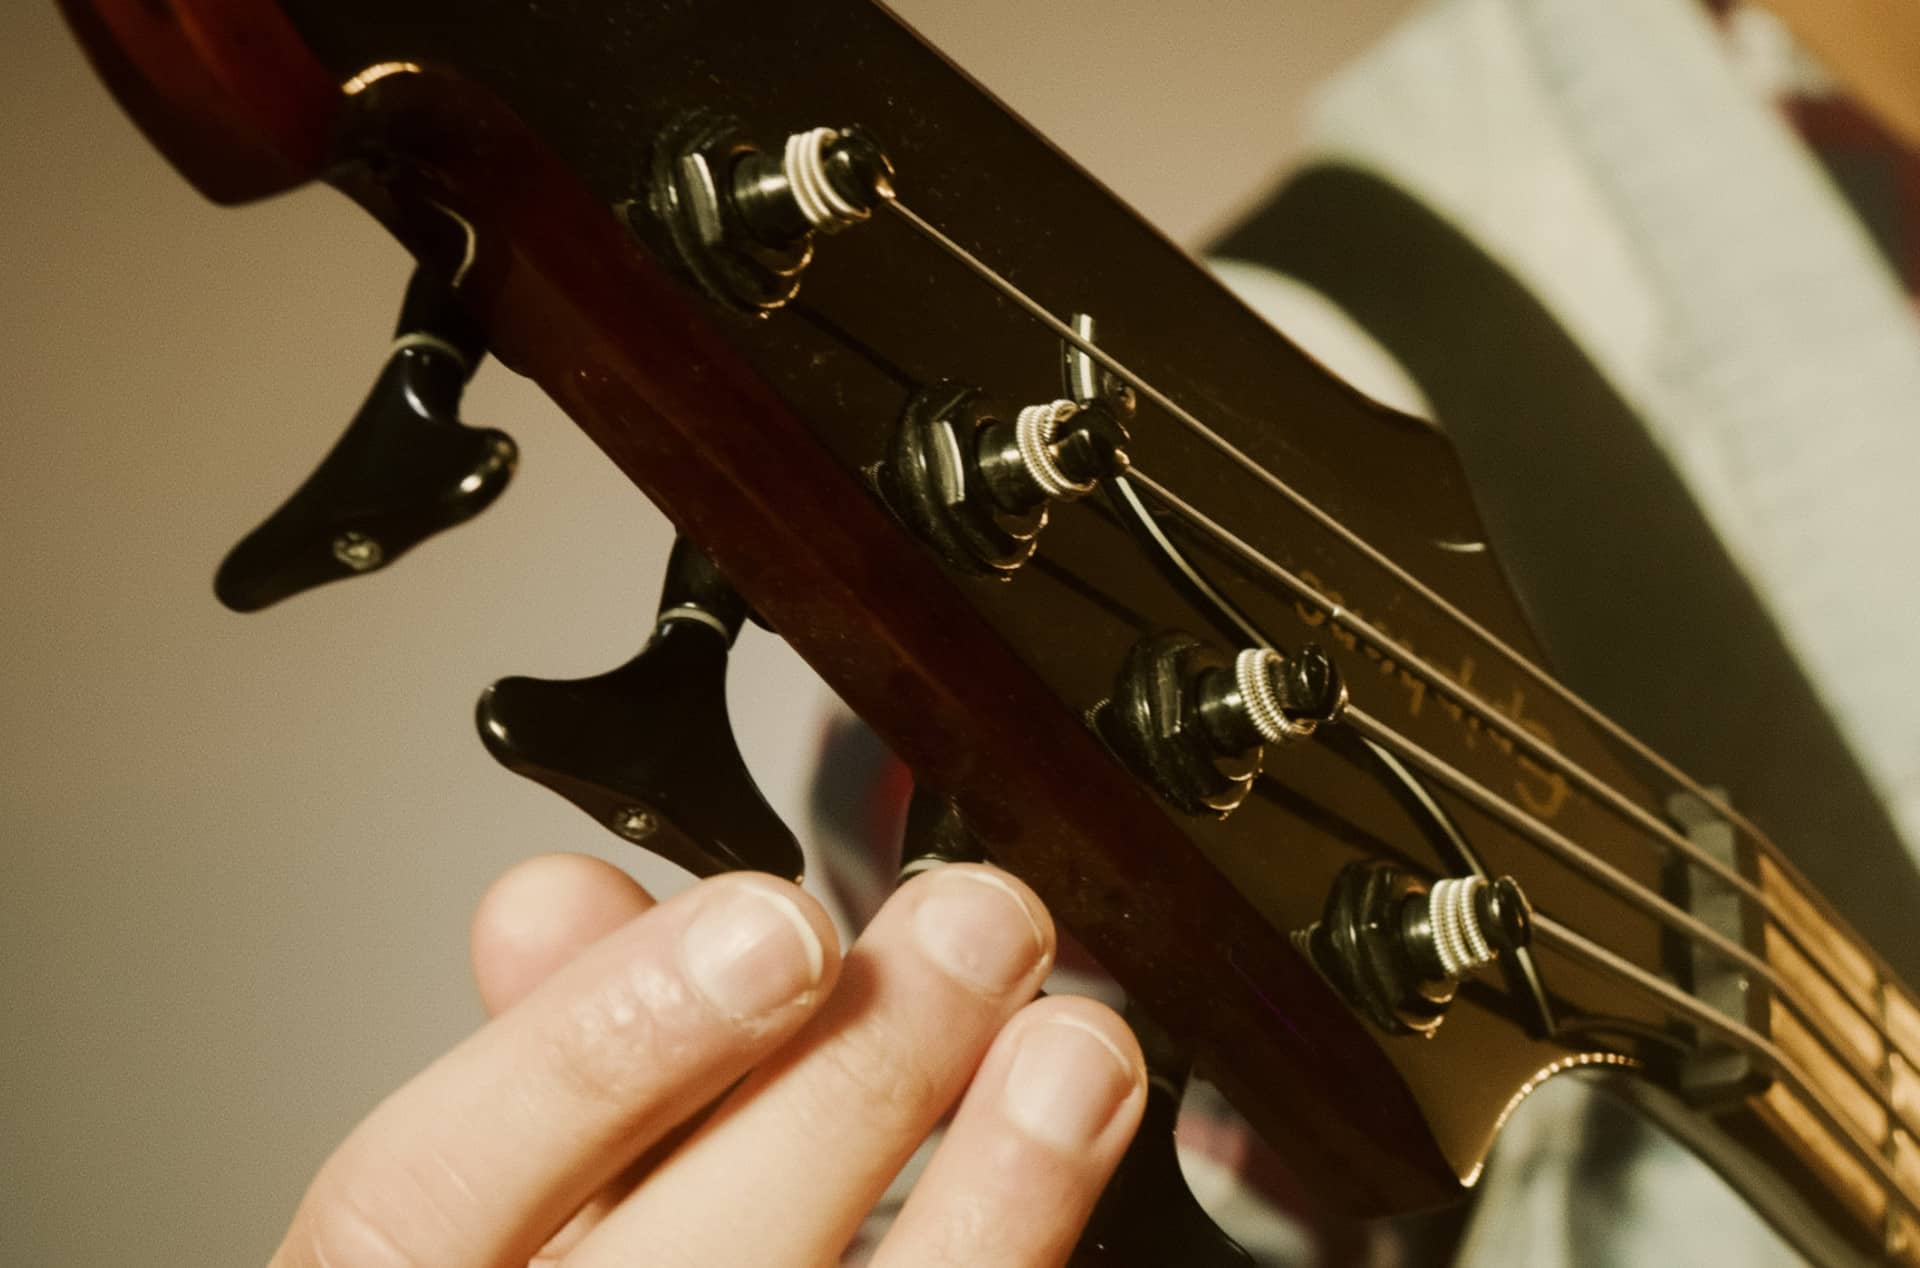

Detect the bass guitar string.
xmin=876 ymin=197 xmax=1917 ymax=1207
xmin=1340 ymin=701 xmax=1907 ymax=1136
xmin=1118 ymin=466 xmax=1909 ymax=1140
xmin=1096 ymin=464 xmax=1907 ymax=1146
xmin=881 ymin=196 xmax=1892 ymax=1009
xmin=1115 ymin=491 xmax=1916 ymax=1217
xmin=1121 ymin=470 xmax=1886 ymax=1040
xmin=1110 ymin=477 xmax=1915 ymax=1223
xmin=1531 ymin=912 xmax=1919 ymax=1231
xmin=881 ymin=195 xmax=1899 ymax=1080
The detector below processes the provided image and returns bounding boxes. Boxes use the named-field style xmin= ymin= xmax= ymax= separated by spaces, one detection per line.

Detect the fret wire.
xmin=1534 ymin=913 xmax=1919 ymax=1229
xmin=1122 ymin=469 xmax=1886 ymax=1032
xmin=881 ymin=196 xmax=1884 ymax=1003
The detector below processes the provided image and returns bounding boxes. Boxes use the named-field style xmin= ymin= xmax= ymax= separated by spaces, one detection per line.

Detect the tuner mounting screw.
xmin=331 ymin=532 xmax=384 ymax=573
xmin=612 ymin=807 xmax=658 ymax=842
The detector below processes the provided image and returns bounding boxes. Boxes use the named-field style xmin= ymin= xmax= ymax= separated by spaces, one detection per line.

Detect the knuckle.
xmin=529 ymin=961 xmax=686 ymax=1112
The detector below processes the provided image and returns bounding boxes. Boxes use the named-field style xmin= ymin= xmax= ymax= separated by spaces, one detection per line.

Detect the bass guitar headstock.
xmin=61 ymin=2 xmax=1920 ymax=1262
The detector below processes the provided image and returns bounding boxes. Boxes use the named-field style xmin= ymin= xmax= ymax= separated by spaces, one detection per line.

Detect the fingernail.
xmin=912 ymin=869 xmax=1048 ymax=992
xmin=1004 ymin=1018 xmax=1137 ymax=1150
xmin=681 ymin=885 xmax=824 ymax=1020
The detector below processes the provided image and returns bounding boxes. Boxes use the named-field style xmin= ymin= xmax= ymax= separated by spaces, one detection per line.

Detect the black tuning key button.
xmin=213 ymin=267 xmax=517 ymax=612
xmin=898 ymin=787 xmax=987 ymax=883
xmin=475 ymin=537 xmax=804 ymax=881
xmin=1073 ymin=1006 xmax=1255 ymax=1268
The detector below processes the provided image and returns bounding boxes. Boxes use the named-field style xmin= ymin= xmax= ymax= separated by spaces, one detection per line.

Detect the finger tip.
xmin=470 ymin=853 xmax=655 ymax=1014
xmin=704 ymin=872 xmax=845 ymax=983
xmin=908 ymin=862 xmax=1058 ymax=956
xmin=1019 ymin=994 xmax=1146 ymax=1080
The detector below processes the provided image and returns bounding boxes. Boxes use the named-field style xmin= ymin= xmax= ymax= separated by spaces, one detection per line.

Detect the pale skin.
xmin=271 ymin=852 xmax=1149 ymax=1267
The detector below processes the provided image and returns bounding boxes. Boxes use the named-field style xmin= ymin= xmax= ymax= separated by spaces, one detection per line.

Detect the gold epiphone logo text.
xmin=1293 ymin=569 xmax=1571 ymax=822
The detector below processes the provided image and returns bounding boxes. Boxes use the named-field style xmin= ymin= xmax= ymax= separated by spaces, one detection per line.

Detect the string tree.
xmin=1062 ymin=311 xmax=1138 ymax=419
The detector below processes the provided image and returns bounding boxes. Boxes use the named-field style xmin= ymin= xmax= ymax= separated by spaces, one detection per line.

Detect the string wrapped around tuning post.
xmin=1016 ymin=399 xmax=1098 ymax=499
xmin=976 ymin=397 xmax=1131 ymax=516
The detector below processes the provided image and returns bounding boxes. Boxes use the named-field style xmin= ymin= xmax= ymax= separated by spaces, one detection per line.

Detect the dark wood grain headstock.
xmin=58 ymin=0 xmax=1913 ymax=1253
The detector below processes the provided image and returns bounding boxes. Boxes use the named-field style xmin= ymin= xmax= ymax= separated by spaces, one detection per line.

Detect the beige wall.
xmin=0 ymin=3 xmax=1410 ymax=1262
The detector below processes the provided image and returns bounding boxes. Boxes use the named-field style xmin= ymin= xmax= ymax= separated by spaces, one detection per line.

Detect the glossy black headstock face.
xmin=217 ymin=0 xmax=1721 ymax=1215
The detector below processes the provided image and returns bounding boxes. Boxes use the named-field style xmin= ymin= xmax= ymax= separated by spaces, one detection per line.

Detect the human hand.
xmin=271 ymin=853 xmax=1148 ymax=1267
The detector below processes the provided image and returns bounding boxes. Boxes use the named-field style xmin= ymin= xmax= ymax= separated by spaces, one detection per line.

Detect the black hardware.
xmin=876 ymin=382 xmax=1128 ymax=576
xmin=1073 ymin=1006 xmax=1255 ymax=1267
xmin=729 ymin=125 xmax=894 ymax=246
xmin=645 ymin=113 xmax=893 ymax=312
xmin=213 ymin=267 xmax=517 ymax=612
xmin=475 ymin=536 xmax=804 ymax=880
xmin=1664 ymin=792 xmax=1772 ymax=1105
xmin=1094 ymin=633 xmax=1340 ymax=816
xmin=974 ymin=400 xmax=1131 ymax=515
xmin=875 ymin=382 xmax=1044 ymax=575
xmin=900 ymin=786 xmax=987 ymax=876
xmin=1305 ymin=863 xmax=1531 ymax=1036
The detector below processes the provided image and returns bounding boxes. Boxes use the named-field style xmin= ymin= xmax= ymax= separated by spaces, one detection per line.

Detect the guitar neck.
xmin=1742 ymin=854 xmax=1920 ymax=1263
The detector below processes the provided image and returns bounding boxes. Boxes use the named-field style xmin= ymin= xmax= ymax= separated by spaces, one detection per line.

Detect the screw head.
xmin=612 ymin=807 xmax=658 ymax=841
xmin=332 ymin=531 xmax=384 ymax=572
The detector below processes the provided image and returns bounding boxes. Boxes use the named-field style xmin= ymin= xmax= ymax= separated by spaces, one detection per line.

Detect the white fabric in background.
xmin=1209 ymin=0 xmax=1920 ymax=1259
xmin=1295 ymin=0 xmax=1920 ymax=858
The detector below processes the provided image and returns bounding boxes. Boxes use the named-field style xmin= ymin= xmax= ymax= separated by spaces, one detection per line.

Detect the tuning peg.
xmin=1073 ymin=1007 xmax=1255 ymax=1267
xmin=475 ymin=537 xmax=804 ymax=881
xmin=1304 ymin=864 xmax=1532 ymax=1036
xmin=213 ymin=267 xmax=517 ymax=612
xmin=898 ymin=787 xmax=987 ymax=882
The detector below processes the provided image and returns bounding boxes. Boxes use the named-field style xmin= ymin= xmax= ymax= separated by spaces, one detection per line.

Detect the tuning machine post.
xmin=1302 ymin=863 xmax=1533 ymax=1036
xmin=875 ymin=381 xmax=1131 ymax=576
xmin=476 ymin=536 xmax=803 ymax=880
xmin=213 ymin=267 xmax=517 ymax=612
xmin=645 ymin=113 xmax=895 ymax=312
xmin=1094 ymin=632 xmax=1346 ymax=816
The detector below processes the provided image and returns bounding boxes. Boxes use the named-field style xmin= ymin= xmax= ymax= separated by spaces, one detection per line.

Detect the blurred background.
xmin=0 ymin=2 xmax=1420 ymax=1263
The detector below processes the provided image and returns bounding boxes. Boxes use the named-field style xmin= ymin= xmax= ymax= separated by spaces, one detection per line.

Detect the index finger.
xmin=272 ymin=873 xmax=839 ymax=1268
